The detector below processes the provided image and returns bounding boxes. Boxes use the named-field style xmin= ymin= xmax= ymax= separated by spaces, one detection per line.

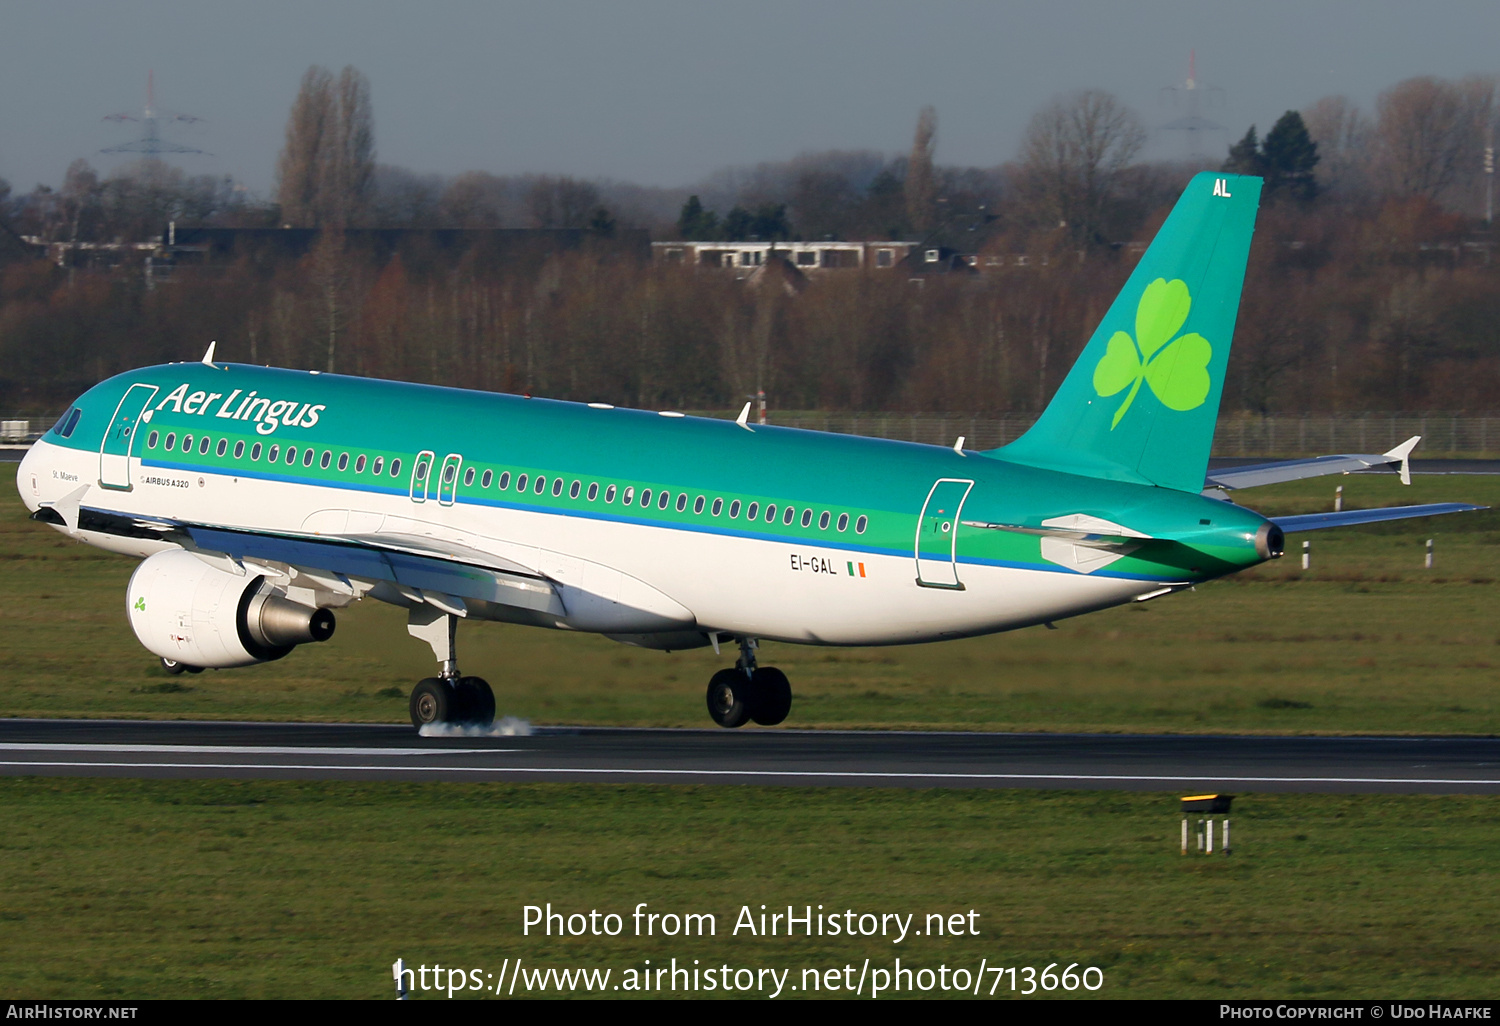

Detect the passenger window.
xmin=356 ymin=455 xmax=367 ymax=474
xmin=676 ymin=493 xmax=687 ymax=512
xmin=587 ymin=482 xmax=598 ymax=501
xmin=552 ymin=478 xmax=563 ymax=497
xmin=481 ymin=469 xmax=492 ymax=488
xmin=202 ymin=437 xmax=212 ymax=455
xmin=234 ymin=441 xmax=246 ymax=459
xmin=855 ymin=515 xmax=868 ymax=534
xmin=747 ymin=501 xmax=758 ymax=521
xmin=147 ymin=431 xmax=159 ymax=449
xmin=535 ymin=476 xmax=546 ymax=495
xmin=339 ymin=453 xmax=350 ymax=472
xmin=837 ymin=513 xmax=849 ymax=532
xmin=372 ymin=456 xmax=383 ymax=475
xmin=463 ymin=467 xmax=475 ymax=486
xmin=729 ymin=500 xmax=740 ymax=518
xmin=570 ymin=480 xmax=580 ymax=499
xmin=182 ymin=434 xmax=193 ymax=452
xmin=693 ymin=496 xmax=705 ymax=514
xmin=605 ymin=484 xmax=617 ymax=503
xmin=818 ymin=511 xmax=830 ymax=530
xmin=442 ymin=463 xmax=455 ymax=484
xmin=285 ymin=446 xmax=297 ymax=465
xmin=640 ymin=488 xmax=652 ymax=507
xmin=711 ymin=498 xmax=723 ymax=516
xmin=765 ymin=503 xmax=776 ymax=523
xmin=801 ymin=509 xmax=812 ymax=528
xmin=784 ymin=507 xmax=796 ymax=526
xmin=391 ymin=458 xmax=402 ymax=477
xmin=622 ymin=486 xmax=634 ymax=504
xmin=214 ymin=438 xmax=225 ymax=456
xmin=658 ymin=490 xmax=669 ymax=510
xmin=165 ymin=432 xmax=176 ymax=450
xmin=251 ymin=442 xmax=262 ymax=461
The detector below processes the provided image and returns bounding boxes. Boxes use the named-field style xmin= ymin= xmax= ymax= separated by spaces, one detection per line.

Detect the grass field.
xmin=1 ymin=470 xmax=1497 ymax=999
xmin=0 ymin=779 xmax=1495 ymax=999
xmin=2 ymin=473 xmax=1497 ymax=733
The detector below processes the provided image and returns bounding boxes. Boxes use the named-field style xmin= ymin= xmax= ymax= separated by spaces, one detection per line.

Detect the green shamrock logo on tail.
xmin=1092 ymin=278 xmax=1213 ymax=429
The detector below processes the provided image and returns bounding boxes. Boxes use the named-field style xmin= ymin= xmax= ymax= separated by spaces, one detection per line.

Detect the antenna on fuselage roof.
xmin=201 ymin=340 xmax=217 ymax=367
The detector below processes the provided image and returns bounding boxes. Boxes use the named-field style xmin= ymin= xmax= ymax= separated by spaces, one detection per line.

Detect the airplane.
xmin=15 ymin=172 xmax=1481 ymax=731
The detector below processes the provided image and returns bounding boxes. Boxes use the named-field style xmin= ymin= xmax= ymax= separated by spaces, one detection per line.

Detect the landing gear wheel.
xmin=455 ymin=677 xmax=495 ymax=725
xmin=160 ymin=658 xmax=186 ymax=676
xmin=706 ymin=668 xmax=754 ymax=728
xmin=748 ymin=667 xmax=792 ymax=726
xmin=184 ymin=664 xmax=203 ymax=674
xmin=409 ymin=677 xmax=455 ymax=728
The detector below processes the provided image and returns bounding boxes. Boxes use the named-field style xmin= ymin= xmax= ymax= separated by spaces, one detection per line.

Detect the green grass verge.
xmin=3 ymin=475 xmax=1499 ymax=733
xmin=0 ymin=779 xmax=1494 ymax=999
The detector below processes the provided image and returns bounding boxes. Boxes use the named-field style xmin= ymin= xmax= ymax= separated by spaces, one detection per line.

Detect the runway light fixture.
xmin=1180 ymin=794 xmax=1234 ymax=855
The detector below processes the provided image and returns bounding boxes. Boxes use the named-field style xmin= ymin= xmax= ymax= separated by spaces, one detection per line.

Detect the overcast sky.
xmin=1 ymin=0 xmax=1497 ymax=198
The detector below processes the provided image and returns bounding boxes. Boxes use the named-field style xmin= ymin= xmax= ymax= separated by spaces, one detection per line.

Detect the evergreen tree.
xmin=676 ymin=195 xmax=719 ymax=240
xmin=1223 ymin=126 xmax=1265 ymax=177
xmin=1261 ymin=110 xmax=1320 ymax=201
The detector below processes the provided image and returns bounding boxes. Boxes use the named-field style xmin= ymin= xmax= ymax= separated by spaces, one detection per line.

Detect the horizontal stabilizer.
xmin=961 ymin=512 xmax=1153 ymax=542
xmin=1272 ymin=502 xmax=1483 ymax=533
xmin=1205 ymin=436 xmax=1423 ymax=491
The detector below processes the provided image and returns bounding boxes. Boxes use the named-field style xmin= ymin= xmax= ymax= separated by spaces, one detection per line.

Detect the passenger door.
xmin=409 ymin=451 xmax=434 ymax=503
xmin=99 ymin=383 xmax=158 ymax=490
xmin=436 ymin=454 xmax=462 ymax=506
xmin=914 ymin=478 xmax=973 ymax=589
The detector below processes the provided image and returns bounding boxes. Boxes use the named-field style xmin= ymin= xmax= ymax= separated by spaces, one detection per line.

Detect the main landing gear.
xmin=706 ymin=637 xmax=792 ymax=728
xmin=405 ymin=605 xmax=495 ymax=729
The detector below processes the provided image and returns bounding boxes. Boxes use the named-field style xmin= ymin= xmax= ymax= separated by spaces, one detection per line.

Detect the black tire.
xmin=706 ymin=668 xmax=753 ymax=728
xmin=455 ymin=677 xmax=496 ymax=725
xmin=749 ymin=667 xmax=792 ymax=726
xmin=184 ymin=664 xmax=204 ymax=674
xmin=160 ymin=657 xmax=186 ymax=676
xmin=409 ymin=677 xmax=455 ymax=728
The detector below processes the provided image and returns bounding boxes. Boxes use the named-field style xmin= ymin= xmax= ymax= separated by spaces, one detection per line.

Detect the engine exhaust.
xmin=245 ymin=588 xmax=337 ymax=648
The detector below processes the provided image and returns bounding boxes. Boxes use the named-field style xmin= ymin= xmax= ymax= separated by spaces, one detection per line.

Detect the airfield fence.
xmin=4 ymin=410 xmax=1498 ymax=457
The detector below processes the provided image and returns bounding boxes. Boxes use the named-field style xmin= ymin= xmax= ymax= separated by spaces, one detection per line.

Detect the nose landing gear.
xmin=406 ymin=605 xmax=495 ymax=729
xmin=705 ymin=637 xmax=792 ymax=728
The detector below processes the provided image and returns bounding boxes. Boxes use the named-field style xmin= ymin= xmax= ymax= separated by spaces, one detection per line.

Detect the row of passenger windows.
xmin=147 ymin=429 xmax=404 ymax=479
xmin=437 ymin=464 xmax=869 ymax=535
xmin=143 ymin=429 xmax=870 ymax=536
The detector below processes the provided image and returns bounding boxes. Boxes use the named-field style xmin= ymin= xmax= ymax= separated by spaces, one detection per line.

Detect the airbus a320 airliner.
xmin=15 ymin=173 xmax=1480 ymax=730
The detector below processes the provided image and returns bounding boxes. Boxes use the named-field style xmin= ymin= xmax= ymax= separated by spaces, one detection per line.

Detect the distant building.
xmin=653 ymin=240 xmax=920 ymax=274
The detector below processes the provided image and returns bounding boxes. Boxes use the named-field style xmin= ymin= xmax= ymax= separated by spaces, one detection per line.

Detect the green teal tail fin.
xmin=992 ymin=172 xmax=1262 ymax=493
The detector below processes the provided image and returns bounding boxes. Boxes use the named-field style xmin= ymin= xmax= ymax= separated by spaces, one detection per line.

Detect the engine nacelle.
xmin=127 ymin=549 xmax=336 ymax=668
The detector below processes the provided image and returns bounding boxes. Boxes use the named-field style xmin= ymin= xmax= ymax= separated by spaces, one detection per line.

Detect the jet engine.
xmin=126 ymin=549 xmax=336 ymax=668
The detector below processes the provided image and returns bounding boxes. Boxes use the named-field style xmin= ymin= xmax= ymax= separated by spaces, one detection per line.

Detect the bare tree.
xmin=1018 ymin=89 xmax=1145 ymax=244
xmin=1373 ymin=76 xmax=1487 ymax=205
xmin=276 ymin=67 xmax=334 ymax=226
xmin=1302 ymin=95 xmax=1372 ymax=197
xmin=275 ymin=65 xmax=375 ymax=227
xmin=904 ymin=106 xmax=938 ymax=235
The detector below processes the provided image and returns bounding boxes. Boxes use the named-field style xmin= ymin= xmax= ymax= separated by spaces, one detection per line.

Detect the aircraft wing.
xmin=53 ymin=504 xmax=563 ymax=617
xmin=1204 ymin=436 xmax=1421 ymax=491
xmin=1271 ymin=503 xmax=1484 ymax=533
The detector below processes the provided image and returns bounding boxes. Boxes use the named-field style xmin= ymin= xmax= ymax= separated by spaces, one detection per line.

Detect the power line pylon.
xmin=1160 ymin=50 xmax=1225 ymax=160
xmin=102 ymin=70 xmax=209 ymax=158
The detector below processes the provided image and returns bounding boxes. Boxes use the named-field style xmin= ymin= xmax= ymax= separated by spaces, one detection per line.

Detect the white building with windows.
xmin=652 ymin=240 xmax=921 ymax=273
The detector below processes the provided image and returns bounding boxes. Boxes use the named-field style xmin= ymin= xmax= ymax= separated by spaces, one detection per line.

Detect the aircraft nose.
xmin=16 ymin=443 xmax=43 ymax=513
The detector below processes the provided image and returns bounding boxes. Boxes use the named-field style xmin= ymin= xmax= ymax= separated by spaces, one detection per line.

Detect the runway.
xmin=0 ymin=719 xmax=1496 ymax=793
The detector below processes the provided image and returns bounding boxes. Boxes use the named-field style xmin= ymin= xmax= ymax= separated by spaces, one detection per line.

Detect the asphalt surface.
xmin=0 ymin=719 xmax=1496 ymax=793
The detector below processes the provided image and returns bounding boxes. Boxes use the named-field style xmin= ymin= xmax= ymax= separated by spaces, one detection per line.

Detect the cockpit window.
xmin=54 ymin=408 xmax=82 ymax=439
